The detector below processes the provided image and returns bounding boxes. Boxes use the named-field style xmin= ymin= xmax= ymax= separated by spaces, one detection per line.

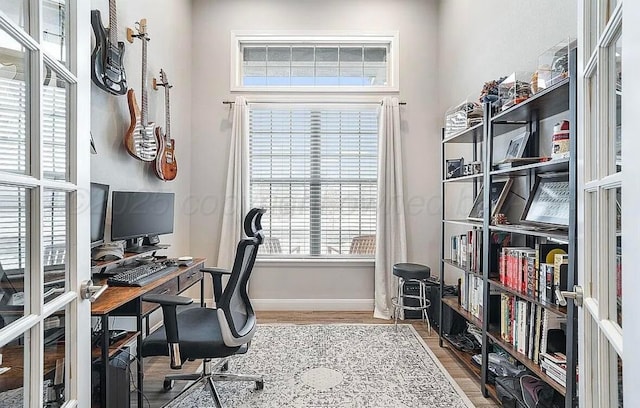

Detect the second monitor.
xmin=111 ymin=191 xmax=175 ymax=252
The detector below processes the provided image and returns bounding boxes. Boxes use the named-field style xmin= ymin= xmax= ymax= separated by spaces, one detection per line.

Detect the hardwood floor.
xmin=133 ymin=311 xmax=499 ymax=408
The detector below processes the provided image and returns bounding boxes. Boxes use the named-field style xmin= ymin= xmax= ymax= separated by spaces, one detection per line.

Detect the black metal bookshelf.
xmin=439 ymin=48 xmax=578 ymax=407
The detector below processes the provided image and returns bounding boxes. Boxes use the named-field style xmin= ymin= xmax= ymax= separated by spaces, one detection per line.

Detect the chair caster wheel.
xmin=255 ymin=380 xmax=264 ymax=391
xmin=163 ymin=379 xmax=175 ymax=391
xmin=221 ymin=362 xmax=229 ymax=372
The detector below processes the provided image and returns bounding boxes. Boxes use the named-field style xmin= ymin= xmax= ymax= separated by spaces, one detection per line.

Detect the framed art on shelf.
xmin=521 ymin=173 xmax=570 ymax=227
xmin=468 ymin=179 xmax=513 ymax=221
xmin=446 ymin=158 xmax=464 ymax=179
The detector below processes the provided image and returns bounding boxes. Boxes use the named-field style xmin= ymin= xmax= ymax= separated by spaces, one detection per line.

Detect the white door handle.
xmin=81 ymin=280 xmax=108 ymax=302
xmin=556 ymin=285 xmax=584 ymax=307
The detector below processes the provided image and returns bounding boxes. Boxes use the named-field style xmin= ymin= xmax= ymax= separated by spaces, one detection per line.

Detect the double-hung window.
xmin=249 ymin=105 xmax=378 ymax=257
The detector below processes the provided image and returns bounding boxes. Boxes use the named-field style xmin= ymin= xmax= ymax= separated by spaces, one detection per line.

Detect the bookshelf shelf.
xmin=442 ymin=219 xmax=483 ymax=228
xmin=489 ymin=278 xmax=567 ymax=317
xmin=489 ymin=225 xmax=569 ymax=242
xmin=442 ymin=259 xmax=483 ymax=278
xmin=486 ymin=330 xmax=567 ymax=396
xmin=441 ymin=335 xmax=482 ymax=377
xmin=440 ymin=48 xmax=577 ymax=407
xmin=490 ymin=158 xmax=570 ymax=177
xmin=442 ymin=122 xmax=484 ymax=144
xmin=442 ymin=296 xmax=483 ymax=328
xmin=491 ymin=78 xmax=570 ymax=127
xmin=442 ymin=173 xmax=483 ymax=183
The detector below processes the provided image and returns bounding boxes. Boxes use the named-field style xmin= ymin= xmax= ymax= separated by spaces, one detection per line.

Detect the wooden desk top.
xmin=91 ymin=258 xmax=205 ymax=315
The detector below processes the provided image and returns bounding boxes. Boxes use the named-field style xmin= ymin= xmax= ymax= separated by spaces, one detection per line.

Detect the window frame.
xmin=230 ymin=31 xmax=400 ymax=93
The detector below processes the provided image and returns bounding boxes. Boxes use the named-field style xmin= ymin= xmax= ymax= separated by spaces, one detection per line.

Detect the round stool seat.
xmin=393 ymin=263 xmax=431 ymax=281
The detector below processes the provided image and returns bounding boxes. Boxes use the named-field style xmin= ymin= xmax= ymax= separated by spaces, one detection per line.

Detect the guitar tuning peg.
xmin=126 ymin=27 xmax=135 ymax=43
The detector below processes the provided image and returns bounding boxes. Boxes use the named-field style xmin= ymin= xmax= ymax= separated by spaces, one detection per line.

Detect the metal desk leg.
xmin=137 ymin=301 xmax=144 ymax=408
xmin=100 ymin=314 xmax=109 ymax=407
xmin=201 ymin=276 xmax=205 ymax=307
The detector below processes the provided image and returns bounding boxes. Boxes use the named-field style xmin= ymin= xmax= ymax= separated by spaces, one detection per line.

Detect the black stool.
xmin=391 ymin=263 xmax=431 ymax=332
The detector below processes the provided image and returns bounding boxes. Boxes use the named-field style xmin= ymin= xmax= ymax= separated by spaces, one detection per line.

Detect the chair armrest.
xmin=142 ymin=294 xmax=193 ymax=306
xmin=200 ymin=267 xmax=231 ymax=275
xmin=201 ymin=267 xmax=231 ymax=303
xmin=142 ymin=294 xmax=193 ymax=368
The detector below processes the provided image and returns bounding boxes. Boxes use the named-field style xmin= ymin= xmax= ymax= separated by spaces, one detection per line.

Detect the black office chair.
xmin=141 ymin=208 xmax=266 ymax=407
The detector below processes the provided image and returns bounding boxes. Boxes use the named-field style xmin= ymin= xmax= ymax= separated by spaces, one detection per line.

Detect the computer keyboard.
xmin=107 ymin=262 xmax=178 ymax=287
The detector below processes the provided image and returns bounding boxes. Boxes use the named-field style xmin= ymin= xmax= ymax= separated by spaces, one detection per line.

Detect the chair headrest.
xmin=243 ymin=208 xmax=266 ymax=243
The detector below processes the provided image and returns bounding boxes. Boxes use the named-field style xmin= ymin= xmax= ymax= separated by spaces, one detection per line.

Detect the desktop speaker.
xmin=91 ymin=348 xmax=130 ymax=408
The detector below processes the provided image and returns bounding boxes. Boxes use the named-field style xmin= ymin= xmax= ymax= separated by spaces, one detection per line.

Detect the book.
xmin=553 ymin=254 xmax=569 ymax=305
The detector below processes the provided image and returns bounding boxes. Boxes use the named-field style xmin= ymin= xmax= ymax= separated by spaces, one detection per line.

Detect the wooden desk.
xmin=91 ymin=258 xmax=206 ymax=408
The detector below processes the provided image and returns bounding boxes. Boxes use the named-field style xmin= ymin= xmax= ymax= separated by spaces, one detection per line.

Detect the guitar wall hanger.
xmin=126 ymin=19 xmax=150 ymax=43
xmin=152 ymin=77 xmax=173 ymax=91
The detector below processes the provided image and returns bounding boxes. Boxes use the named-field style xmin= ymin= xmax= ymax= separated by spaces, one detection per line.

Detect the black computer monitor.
xmin=111 ymin=191 xmax=175 ymax=251
xmin=90 ymin=183 xmax=109 ymax=248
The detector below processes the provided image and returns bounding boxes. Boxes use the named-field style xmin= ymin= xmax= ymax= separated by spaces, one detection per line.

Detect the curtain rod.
xmin=222 ymin=100 xmax=406 ymax=105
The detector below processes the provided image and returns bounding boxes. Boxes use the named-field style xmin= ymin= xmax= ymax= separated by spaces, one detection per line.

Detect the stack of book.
xmin=460 ymin=274 xmax=484 ymax=320
xmin=539 ymin=351 xmax=567 ymax=386
xmin=498 ymin=243 xmax=569 ymax=305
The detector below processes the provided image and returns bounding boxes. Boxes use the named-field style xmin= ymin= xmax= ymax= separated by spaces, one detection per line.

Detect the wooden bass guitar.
xmin=124 ymin=19 xmax=157 ymax=162
xmin=91 ymin=0 xmax=127 ymax=95
xmin=152 ymin=69 xmax=178 ymax=181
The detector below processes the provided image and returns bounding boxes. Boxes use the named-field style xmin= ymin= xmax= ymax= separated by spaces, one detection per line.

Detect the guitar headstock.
xmin=153 ymin=69 xmax=172 ymax=90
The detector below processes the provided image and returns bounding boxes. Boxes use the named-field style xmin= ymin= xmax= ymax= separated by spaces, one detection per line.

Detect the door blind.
xmin=249 ymin=105 xmax=378 ymax=257
xmin=0 ymin=75 xmax=67 ymax=274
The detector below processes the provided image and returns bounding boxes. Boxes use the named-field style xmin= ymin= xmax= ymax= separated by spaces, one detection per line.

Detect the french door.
xmin=577 ymin=1 xmax=624 ymax=407
xmin=0 ymin=1 xmax=91 ymax=407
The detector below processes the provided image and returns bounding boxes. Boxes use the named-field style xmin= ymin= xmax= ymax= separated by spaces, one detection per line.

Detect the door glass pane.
xmin=43 ymin=189 xmax=67 ymax=304
xmin=0 ymin=31 xmax=29 ymax=176
xmin=612 ymin=35 xmax=622 ymax=173
xmin=588 ymin=0 xmax=598 ymax=55
xmin=587 ymin=73 xmax=598 ymax=182
xmin=607 ymin=0 xmax=619 ymax=22
xmin=42 ymin=0 xmax=67 ymax=64
xmin=43 ymin=308 xmax=66 ymax=407
xmin=616 ymin=354 xmax=623 ymax=407
xmin=42 ymin=64 xmax=68 ymax=181
xmin=0 ymin=333 xmax=26 ymax=407
xmin=609 ymin=187 xmax=621 ymax=327
xmin=0 ymin=0 xmax=28 ymax=30
xmin=587 ymin=191 xmax=598 ymax=299
xmin=0 ymin=185 xmax=29 ymax=324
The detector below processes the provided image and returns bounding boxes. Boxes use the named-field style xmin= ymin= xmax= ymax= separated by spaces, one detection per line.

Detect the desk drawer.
xmin=179 ymin=269 xmax=202 ymax=291
xmin=142 ymin=279 xmax=179 ymax=316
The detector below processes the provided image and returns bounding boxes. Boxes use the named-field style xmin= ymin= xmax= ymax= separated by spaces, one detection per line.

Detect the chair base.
xmin=163 ymin=358 xmax=263 ymax=408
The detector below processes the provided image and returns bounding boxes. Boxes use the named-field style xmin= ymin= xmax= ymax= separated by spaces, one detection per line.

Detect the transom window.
xmin=232 ymin=32 xmax=398 ymax=92
xmin=249 ymin=104 xmax=378 ymax=257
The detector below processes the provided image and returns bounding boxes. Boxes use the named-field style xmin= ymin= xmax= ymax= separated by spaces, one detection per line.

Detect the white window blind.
xmin=249 ymin=105 xmax=378 ymax=257
xmin=0 ymin=73 xmax=67 ymax=274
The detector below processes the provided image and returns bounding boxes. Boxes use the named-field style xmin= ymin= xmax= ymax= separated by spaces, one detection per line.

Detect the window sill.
xmin=255 ymin=257 xmax=375 ymax=267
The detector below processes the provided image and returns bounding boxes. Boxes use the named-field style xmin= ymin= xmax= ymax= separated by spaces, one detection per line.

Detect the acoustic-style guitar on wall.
xmin=91 ymin=0 xmax=127 ymax=95
xmin=152 ymin=69 xmax=178 ymax=181
xmin=124 ymin=19 xmax=157 ymax=162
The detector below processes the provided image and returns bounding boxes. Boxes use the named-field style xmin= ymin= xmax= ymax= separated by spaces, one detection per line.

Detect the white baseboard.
xmin=252 ymin=298 xmax=374 ymax=311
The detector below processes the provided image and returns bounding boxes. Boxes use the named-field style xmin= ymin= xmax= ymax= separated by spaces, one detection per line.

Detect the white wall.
xmin=90 ymin=0 xmax=193 ymax=259
xmin=190 ymin=0 xmax=441 ymax=308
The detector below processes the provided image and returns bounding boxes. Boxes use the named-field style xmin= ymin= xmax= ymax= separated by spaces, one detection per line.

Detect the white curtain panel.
xmin=374 ymin=97 xmax=408 ymax=319
xmin=217 ymin=96 xmax=249 ymax=270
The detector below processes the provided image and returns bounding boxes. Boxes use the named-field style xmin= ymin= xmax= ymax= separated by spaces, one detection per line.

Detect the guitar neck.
xmin=141 ymin=34 xmax=148 ymax=126
xmin=165 ymin=85 xmax=171 ymax=140
xmin=108 ymin=0 xmax=117 ymax=45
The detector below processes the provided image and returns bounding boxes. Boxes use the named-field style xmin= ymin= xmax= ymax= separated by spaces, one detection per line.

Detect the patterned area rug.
xmin=167 ymin=324 xmax=473 ymax=408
